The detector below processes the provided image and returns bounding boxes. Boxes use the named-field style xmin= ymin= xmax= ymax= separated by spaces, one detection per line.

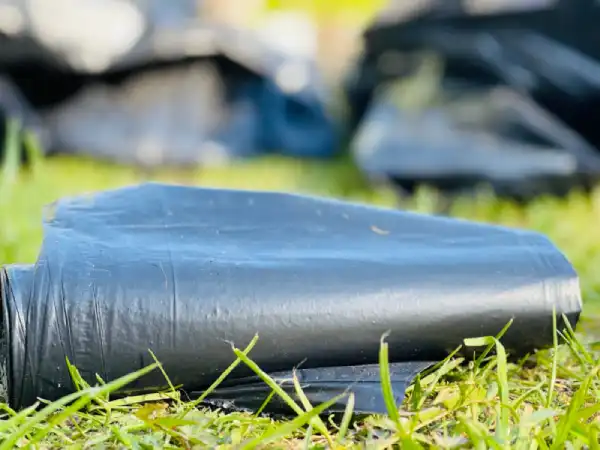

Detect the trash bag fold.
xmin=0 ymin=183 xmax=582 ymax=414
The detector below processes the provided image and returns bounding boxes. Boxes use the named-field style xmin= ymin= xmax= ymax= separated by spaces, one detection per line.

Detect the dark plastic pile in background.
xmin=0 ymin=183 xmax=582 ymax=414
xmin=0 ymin=0 xmax=337 ymax=166
xmin=347 ymin=0 xmax=600 ymax=198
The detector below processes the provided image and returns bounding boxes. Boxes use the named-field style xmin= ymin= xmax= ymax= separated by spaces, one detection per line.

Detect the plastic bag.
xmin=0 ymin=183 xmax=582 ymax=413
xmin=352 ymin=80 xmax=600 ymax=197
xmin=0 ymin=0 xmax=337 ymax=165
xmin=346 ymin=0 xmax=600 ymax=196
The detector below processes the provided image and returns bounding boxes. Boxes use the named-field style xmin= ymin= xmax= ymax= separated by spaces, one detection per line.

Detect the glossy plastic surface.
xmin=0 ymin=184 xmax=582 ymax=412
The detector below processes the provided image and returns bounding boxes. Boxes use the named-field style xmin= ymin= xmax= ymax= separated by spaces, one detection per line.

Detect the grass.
xmin=1 ymin=123 xmax=600 ymax=447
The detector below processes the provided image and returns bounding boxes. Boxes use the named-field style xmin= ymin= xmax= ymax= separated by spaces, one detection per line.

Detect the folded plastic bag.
xmin=0 ymin=0 xmax=337 ymax=165
xmin=0 ymin=184 xmax=581 ymax=414
xmin=346 ymin=0 xmax=600 ymax=195
xmin=41 ymin=61 xmax=263 ymax=166
xmin=352 ymin=80 xmax=600 ymax=197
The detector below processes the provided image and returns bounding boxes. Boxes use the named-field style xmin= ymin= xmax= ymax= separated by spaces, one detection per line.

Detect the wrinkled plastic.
xmin=352 ymin=81 xmax=600 ymax=197
xmin=346 ymin=0 xmax=600 ymax=195
xmin=0 ymin=183 xmax=582 ymax=413
xmin=205 ymin=363 xmax=431 ymax=415
xmin=0 ymin=0 xmax=337 ymax=165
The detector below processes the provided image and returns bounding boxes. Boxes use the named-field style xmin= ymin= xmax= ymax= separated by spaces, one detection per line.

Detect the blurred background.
xmin=1 ymin=0 xmax=599 ymax=321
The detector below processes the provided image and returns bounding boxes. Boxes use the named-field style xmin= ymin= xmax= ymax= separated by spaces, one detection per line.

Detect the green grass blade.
xmin=379 ymin=332 xmax=400 ymax=424
xmin=0 ymin=363 xmax=158 ymax=450
xmin=336 ymin=392 xmax=355 ymax=444
xmin=407 ymin=345 xmax=463 ymax=392
xmin=511 ymin=381 xmax=546 ymax=410
xmin=303 ymin=425 xmax=313 ymax=450
xmin=183 ymin=334 xmax=259 ymax=413
xmin=0 ymin=402 xmax=40 ymax=434
xmin=551 ymin=366 xmax=599 ymax=449
xmin=254 ymin=389 xmax=276 ymax=417
xmin=546 ymin=307 xmax=558 ymax=408
xmin=588 ymin=426 xmax=599 ymax=450
xmin=464 ymin=336 xmax=510 ymax=445
xmin=66 ymin=357 xmax=91 ymax=391
xmin=291 ymin=370 xmax=334 ymax=446
xmin=148 ymin=349 xmax=181 ymax=406
xmin=473 ymin=319 xmax=514 ymax=370
xmin=0 ymin=118 xmax=21 ymax=196
xmin=22 ymin=129 xmax=44 ymax=176
xmin=240 ymin=393 xmax=346 ymax=450
xmin=231 ymin=344 xmax=332 ymax=438
xmin=560 ymin=313 xmax=594 ymax=365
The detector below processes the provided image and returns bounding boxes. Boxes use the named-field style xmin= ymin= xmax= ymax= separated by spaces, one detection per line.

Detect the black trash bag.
xmin=351 ymin=78 xmax=600 ymax=197
xmin=0 ymin=0 xmax=337 ymax=166
xmin=0 ymin=183 xmax=582 ymax=414
xmin=346 ymin=0 xmax=600 ymax=196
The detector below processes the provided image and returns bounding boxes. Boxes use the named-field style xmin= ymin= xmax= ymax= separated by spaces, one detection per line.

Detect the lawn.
xmin=0 ymin=152 xmax=599 ymax=448
xmin=1 ymin=2 xmax=600 ymax=448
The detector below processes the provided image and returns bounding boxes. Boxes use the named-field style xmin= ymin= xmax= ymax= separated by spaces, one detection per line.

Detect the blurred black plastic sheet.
xmin=0 ymin=183 xmax=582 ymax=414
xmin=0 ymin=0 xmax=337 ymax=165
xmin=351 ymin=76 xmax=600 ymax=197
xmin=347 ymin=0 xmax=600 ymax=197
